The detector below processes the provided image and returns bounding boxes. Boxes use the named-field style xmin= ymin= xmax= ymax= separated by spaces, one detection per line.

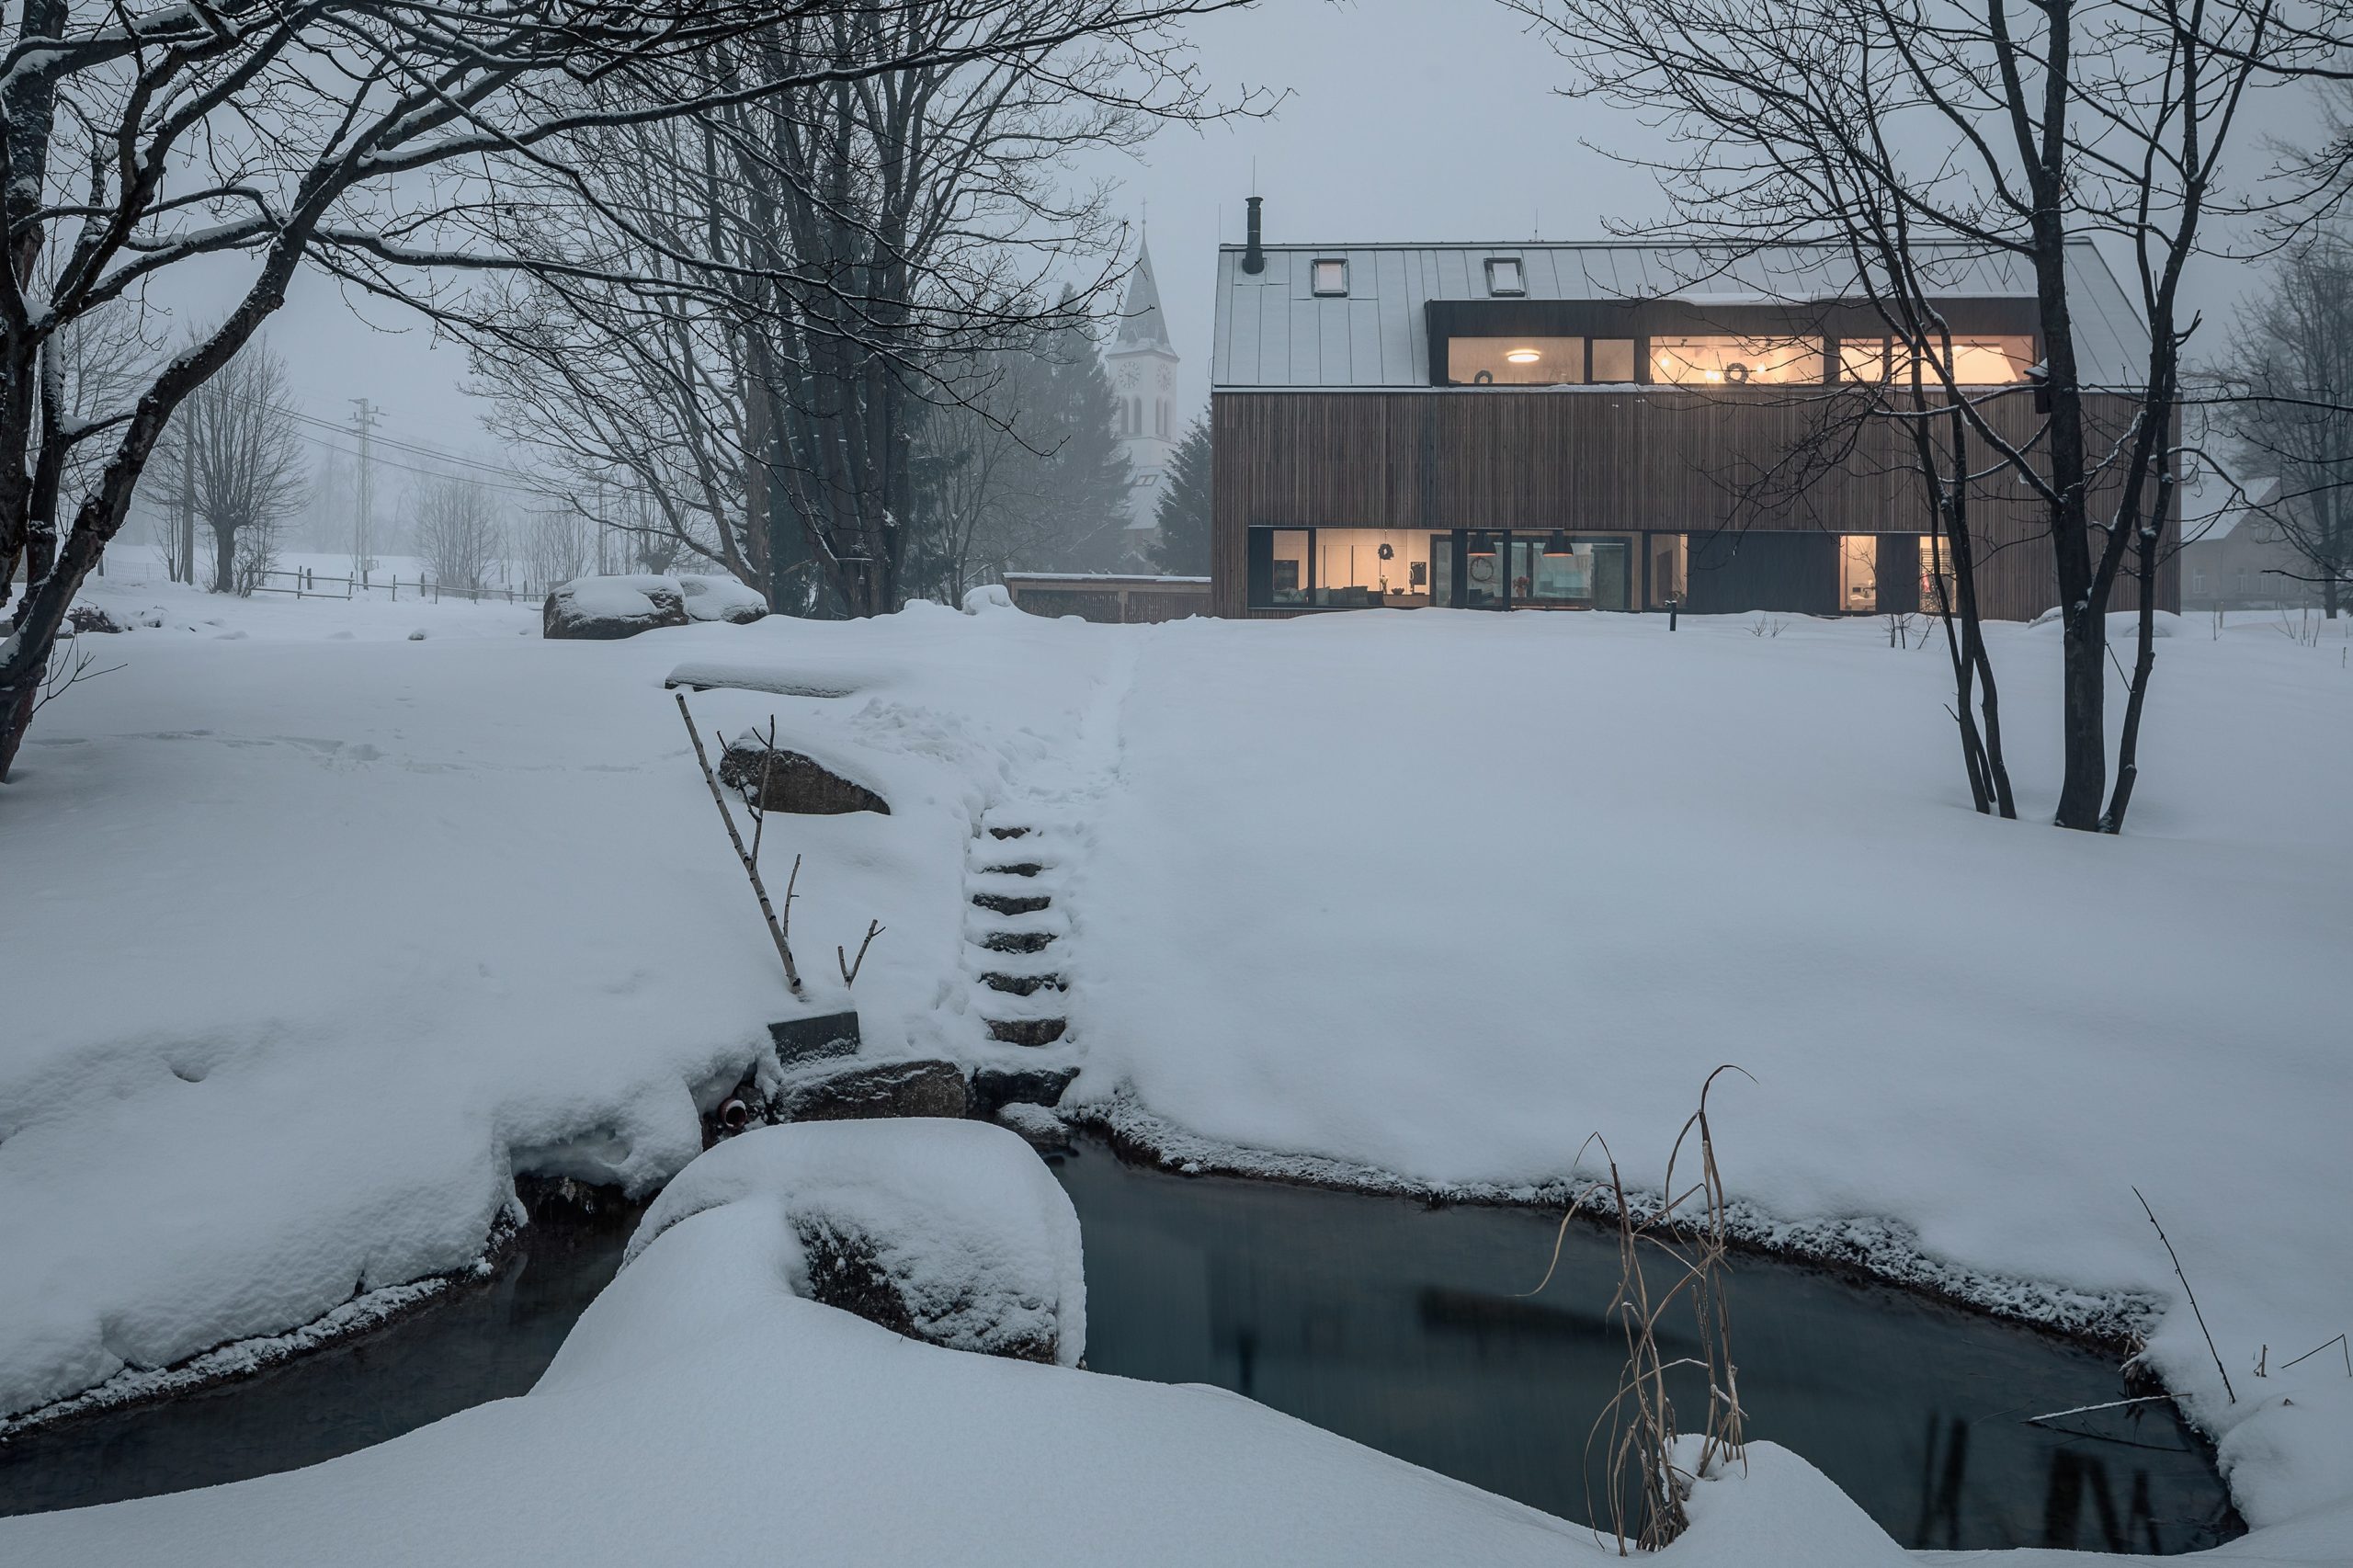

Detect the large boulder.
xmin=717 ymin=736 xmax=890 ymax=815
xmin=676 ymin=574 xmax=770 ymax=624
xmin=625 ymin=1119 xmax=1086 ymax=1364
xmin=542 ymin=574 xmax=689 ymax=640
xmin=781 ymin=1058 xmax=968 ymax=1122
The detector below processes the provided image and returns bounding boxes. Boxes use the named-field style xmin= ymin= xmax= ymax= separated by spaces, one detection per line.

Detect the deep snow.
xmin=3 ymin=565 xmax=2348 ymax=1562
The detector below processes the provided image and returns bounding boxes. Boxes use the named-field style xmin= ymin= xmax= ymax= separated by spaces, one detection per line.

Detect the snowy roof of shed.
xmin=1210 ymin=240 xmax=2150 ymax=390
xmin=2178 ymin=470 xmax=2282 ymax=543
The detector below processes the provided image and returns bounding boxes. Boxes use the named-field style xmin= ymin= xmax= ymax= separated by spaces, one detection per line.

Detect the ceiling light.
xmin=1505 ymin=347 xmax=1541 ymax=364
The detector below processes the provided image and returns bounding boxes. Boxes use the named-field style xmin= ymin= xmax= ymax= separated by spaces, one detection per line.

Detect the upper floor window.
xmin=1485 ymin=257 xmax=1525 ymax=296
xmin=1842 ymin=335 xmax=2037 ymax=386
xmin=1311 ymin=258 xmax=1349 ymax=296
xmin=1651 ymin=335 xmax=1824 ymax=385
xmin=1447 ymin=335 xmax=1586 ymax=385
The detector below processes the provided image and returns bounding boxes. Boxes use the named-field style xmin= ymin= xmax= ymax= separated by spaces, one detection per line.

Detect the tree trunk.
xmin=211 ymin=523 xmax=238 ymax=595
xmin=2055 ymin=613 xmax=2108 ymax=830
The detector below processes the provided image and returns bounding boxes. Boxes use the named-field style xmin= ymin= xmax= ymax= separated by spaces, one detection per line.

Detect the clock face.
xmin=1156 ymin=365 xmax=1173 ymax=390
xmin=1117 ymin=364 xmax=1138 ymax=388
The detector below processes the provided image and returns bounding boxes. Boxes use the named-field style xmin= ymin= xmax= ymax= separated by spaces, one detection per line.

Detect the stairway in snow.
xmin=961 ymin=811 xmax=1079 ymax=1046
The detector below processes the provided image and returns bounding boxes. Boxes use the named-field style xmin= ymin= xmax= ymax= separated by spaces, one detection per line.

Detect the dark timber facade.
xmin=1209 ymin=234 xmax=2177 ymax=622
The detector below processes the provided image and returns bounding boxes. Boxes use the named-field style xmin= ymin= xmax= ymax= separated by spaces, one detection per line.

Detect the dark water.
xmin=1056 ymin=1144 xmax=2239 ymax=1555
xmin=0 ymin=1210 xmax=634 ymax=1517
xmin=1 ymin=1141 xmax=2240 ymax=1553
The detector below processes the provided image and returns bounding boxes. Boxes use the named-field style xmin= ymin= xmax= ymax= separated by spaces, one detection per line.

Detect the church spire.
xmin=1110 ymin=235 xmax=1172 ymax=356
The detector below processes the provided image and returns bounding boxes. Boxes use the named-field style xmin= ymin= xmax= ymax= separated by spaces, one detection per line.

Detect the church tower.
xmin=1103 ymin=234 xmax=1180 ymax=547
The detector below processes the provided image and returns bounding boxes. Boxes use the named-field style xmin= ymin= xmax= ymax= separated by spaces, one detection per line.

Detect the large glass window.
xmin=1651 ymin=335 xmax=1824 ymax=385
xmin=1245 ymin=528 xmax=1312 ymax=608
xmin=1313 ymin=528 xmax=1431 ymax=607
xmin=1506 ymin=534 xmax=1630 ymax=609
xmin=1842 ymin=335 xmax=2037 ymax=386
xmin=1247 ymin=527 xmax=1430 ymax=608
xmin=1447 ymin=336 xmax=1586 ymax=386
xmin=1591 ymin=338 xmax=1637 ymax=383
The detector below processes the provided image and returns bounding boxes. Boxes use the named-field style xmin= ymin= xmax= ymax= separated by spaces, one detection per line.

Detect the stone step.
xmin=972 ymin=891 xmax=1053 ymax=916
xmin=986 ymin=824 xmax=1032 ymax=840
xmin=981 ymin=971 xmax=1065 ymax=996
xmin=985 ymin=1017 xmax=1068 ymax=1047
xmin=979 ymin=929 xmax=1058 ymax=955
xmin=975 ymin=860 xmax=1046 ymax=878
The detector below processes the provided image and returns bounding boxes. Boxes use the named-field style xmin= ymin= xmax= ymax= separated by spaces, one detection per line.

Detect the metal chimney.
xmin=1243 ymin=196 xmax=1265 ymax=274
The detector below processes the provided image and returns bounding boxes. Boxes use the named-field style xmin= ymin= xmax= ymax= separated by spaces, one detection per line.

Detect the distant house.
xmin=1207 ymin=202 xmax=2177 ymax=621
xmin=2177 ymin=472 xmax=2313 ymax=612
xmin=1003 ymin=573 xmax=1208 ymax=624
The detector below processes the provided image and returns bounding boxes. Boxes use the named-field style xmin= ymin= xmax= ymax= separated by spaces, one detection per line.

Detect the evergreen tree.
xmin=1149 ymin=415 xmax=1211 ymax=575
xmin=1026 ymin=304 xmax=1134 ymax=574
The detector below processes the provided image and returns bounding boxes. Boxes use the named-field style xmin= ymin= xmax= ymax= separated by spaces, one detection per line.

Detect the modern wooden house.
xmin=1209 ymin=209 xmax=2176 ymax=620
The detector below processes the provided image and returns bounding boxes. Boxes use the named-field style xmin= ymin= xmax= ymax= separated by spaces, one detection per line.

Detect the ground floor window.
xmin=1248 ymin=526 xmax=1641 ymax=610
xmin=1246 ymin=525 xmax=1944 ymax=614
xmin=1839 ymin=535 xmax=1881 ymax=613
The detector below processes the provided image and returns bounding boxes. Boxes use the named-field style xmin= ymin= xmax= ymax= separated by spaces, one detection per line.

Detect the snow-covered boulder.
xmin=626 ymin=1119 xmax=1083 ymax=1365
xmin=961 ymin=583 xmax=1014 ymax=614
xmin=542 ymin=574 xmax=689 ymax=640
xmin=716 ymin=733 xmax=890 ymax=814
xmin=779 ymin=1058 xmax=969 ymax=1123
xmin=676 ymin=574 xmax=769 ymax=625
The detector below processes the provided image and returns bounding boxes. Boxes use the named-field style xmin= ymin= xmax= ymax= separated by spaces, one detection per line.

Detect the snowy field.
xmin=3 ymin=566 xmax=2348 ymax=1563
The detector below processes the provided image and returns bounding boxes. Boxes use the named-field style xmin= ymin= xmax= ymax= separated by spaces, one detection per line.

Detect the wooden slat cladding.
xmin=1211 ymin=390 xmax=2177 ymax=620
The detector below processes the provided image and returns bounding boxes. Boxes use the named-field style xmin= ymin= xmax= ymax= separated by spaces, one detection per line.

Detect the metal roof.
xmin=1209 ymin=240 xmax=2150 ymax=390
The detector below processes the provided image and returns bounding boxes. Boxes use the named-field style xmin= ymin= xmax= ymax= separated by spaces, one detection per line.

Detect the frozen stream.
xmin=0 ymin=1139 xmax=2239 ymax=1552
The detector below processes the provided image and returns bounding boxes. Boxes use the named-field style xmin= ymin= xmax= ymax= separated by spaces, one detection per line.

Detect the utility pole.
xmin=349 ymin=398 xmax=380 ymax=586
xmin=595 ymin=477 xmax=607 ymax=574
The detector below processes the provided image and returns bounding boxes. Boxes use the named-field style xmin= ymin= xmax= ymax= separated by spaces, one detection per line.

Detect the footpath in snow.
xmin=2 ymin=572 xmax=2348 ymax=1562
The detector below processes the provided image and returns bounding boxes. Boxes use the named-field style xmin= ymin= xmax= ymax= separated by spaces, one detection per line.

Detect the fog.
xmin=196 ymin=0 xmax=2330 ymax=471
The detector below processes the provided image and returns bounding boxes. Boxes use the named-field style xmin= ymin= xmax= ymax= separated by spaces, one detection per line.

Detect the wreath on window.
xmin=1470 ymin=556 xmax=1496 ymax=584
xmin=1473 ymin=369 xmax=1495 ymax=385
xmin=1377 ymin=542 xmax=1395 ymax=561
xmin=1723 ymin=362 xmax=1752 ymax=384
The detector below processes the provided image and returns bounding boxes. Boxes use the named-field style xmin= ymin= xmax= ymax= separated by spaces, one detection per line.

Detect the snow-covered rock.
xmin=542 ymin=574 xmax=688 ymax=640
xmin=676 ymin=574 xmax=769 ymax=624
xmin=627 ymin=1119 xmax=1081 ymax=1364
xmin=716 ymin=733 xmax=891 ymax=814
xmin=777 ymin=1058 xmax=970 ymax=1123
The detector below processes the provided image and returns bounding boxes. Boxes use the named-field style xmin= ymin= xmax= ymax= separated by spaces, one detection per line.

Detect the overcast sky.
xmin=241 ymin=0 xmax=2327 ymax=472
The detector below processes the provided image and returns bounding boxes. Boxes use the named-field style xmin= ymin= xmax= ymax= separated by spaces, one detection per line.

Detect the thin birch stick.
xmin=676 ymin=692 xmax=802 ymax=995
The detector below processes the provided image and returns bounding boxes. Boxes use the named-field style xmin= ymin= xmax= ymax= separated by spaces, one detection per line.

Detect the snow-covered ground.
xmin=3 ymin=570 xmax=2347 ymax=1562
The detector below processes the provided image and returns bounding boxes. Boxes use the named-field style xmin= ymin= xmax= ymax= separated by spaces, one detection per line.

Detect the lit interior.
xmin=1839 ymin=535 xmax=1880 ymax=612
xmin=1314 ymin=528 xmax=1432 ymax=607
xmin=1844 ymin=335 xmax=2037 ymax=386
xmin=1447 ymin=336 xmax=1586 ymax=386
xmin=1651 ymin=335 xmax=1825 ymax=385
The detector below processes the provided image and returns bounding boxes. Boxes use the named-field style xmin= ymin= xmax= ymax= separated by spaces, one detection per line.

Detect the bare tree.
xmin=0 ymin=0 xmax=1254 ymax=782
xmin=160 ymin=337 xmax=307 ymax=596
xmin=520 ymin=505 xmax=595 ymax=597
xmin=413 ymin=473 xmax=504 ymax=595
xmin=2212 ymin=233 xmax=2353 ymax=616
xmin=1510 ymin=0 xmax=2337 ymax=832
xmin=459 ymin=5 xmax=1246 ymax=618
